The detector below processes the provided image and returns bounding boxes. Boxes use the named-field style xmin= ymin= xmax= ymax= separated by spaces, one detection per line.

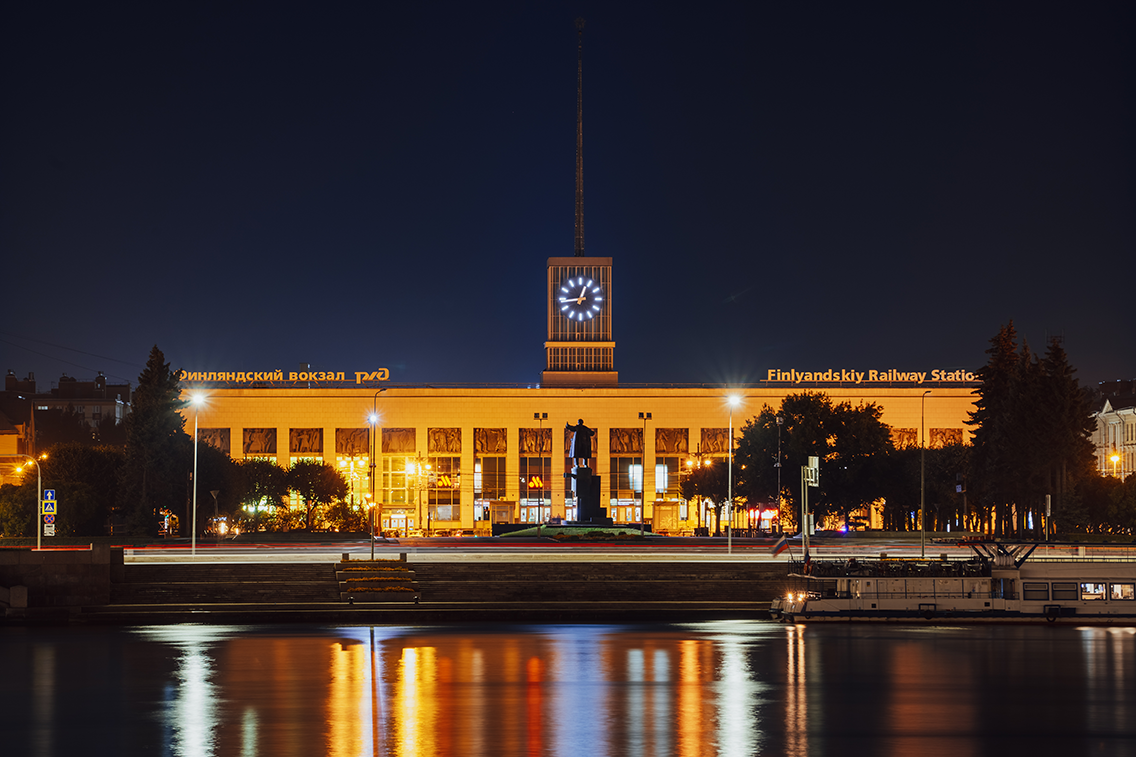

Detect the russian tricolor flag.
xmin=770 ymin=535 xmax=788 ymax=556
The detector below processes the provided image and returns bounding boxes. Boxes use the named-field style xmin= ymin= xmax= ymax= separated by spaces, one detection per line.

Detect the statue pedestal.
xmin=572 ymin=466 xmax=604 ymax=523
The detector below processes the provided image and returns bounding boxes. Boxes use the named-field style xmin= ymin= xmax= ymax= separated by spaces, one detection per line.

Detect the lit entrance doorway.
xmin=382 ymin=508 xmax=415 ymax=537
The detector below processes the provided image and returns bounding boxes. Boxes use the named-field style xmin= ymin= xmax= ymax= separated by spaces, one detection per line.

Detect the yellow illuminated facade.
xmin=179 ymin=382 xmax=977 ymax=533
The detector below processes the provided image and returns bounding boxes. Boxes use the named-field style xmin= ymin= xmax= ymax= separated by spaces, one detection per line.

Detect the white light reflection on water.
xmin=714 ymin=626 xmax=762 ymax=757
xmin=133 ymin=625 xmax=240 ymax=757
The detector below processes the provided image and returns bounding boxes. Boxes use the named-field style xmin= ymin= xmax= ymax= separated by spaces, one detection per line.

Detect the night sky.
xmin=3 ymin=2 xmax=1133 ymax=391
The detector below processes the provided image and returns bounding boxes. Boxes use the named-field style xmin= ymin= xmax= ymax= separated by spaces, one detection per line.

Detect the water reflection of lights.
xmin=717 ymin=632 xmax=760 ymax=756
xmin=122 ymin=621 xmax=789 ymax=756
xmin=785 ymin=624 xmax=808 ymax=757
xmin=1078 ymin=625 xmax=1136 ymax=717
xmin=134 ymin=626 xmax=237 ymax=757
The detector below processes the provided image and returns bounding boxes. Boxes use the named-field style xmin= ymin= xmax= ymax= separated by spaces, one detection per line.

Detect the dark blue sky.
xmin=3 ymin=2 xmax=1133 ymax=390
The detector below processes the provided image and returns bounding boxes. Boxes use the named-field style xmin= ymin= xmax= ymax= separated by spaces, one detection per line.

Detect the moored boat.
xmin=775 ymin=543 xmax=1136 ymax=623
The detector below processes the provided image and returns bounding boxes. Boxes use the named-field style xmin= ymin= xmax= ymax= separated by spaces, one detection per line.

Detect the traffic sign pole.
xmin=42 ymin=489 xmax=57 ymax=540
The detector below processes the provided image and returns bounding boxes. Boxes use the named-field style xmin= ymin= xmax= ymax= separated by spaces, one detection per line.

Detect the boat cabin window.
xmin=1022 ymin=582 xmax=1049 ymax=601
xmin=1052 ymin=582 xmax=1078 ymax=601
xmin=1110 ymin=583 xmax=1135 ymax=601
xmin=1080 ymin=582 xmax=1106 ymax=601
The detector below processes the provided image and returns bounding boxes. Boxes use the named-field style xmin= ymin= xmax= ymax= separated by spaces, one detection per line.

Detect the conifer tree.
xmin=967 ymin=322 xmax=1020 ymax=536
xmin=1039 ymin=337 xmax=1096 ymax=531
xmin=118 ymin=346 xmax=189 ymax=536
xmin=968 ymin=324 xmax=1096 ymax=537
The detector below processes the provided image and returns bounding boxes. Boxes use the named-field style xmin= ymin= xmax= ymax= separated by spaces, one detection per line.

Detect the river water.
xmin=3 ymin=621 xmax=1135 ymax=757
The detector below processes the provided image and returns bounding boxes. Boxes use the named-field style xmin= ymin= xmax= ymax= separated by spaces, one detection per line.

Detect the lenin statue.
xmin=566 ymin=419 xmax=594 ymax=467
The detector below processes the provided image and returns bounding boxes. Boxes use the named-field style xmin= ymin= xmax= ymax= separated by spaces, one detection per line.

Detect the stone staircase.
xmin=110 ymin=563 xmax=341 ymax=604
xmin=336 ymin=560 xmax=418 ymax=601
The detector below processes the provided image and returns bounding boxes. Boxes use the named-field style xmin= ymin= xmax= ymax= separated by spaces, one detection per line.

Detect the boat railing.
xmin=801 ymin=588 xmax=1015 ymax=601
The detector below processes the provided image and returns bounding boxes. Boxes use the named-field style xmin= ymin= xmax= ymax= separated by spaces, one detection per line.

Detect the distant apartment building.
xmin=1 ymin=369 xmax=133 ymax=456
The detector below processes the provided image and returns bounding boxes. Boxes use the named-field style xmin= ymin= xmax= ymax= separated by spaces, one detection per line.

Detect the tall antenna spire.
xmin=574 ymin=17 xmax=585 ymax=257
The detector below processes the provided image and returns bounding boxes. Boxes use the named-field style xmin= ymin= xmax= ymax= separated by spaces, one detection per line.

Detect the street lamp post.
xmin=369 ymin=388 xmax=385 ymax=552
xmin=638 ymin=412 xmax=651 ymax=535
xmin=775 ymin=415 xmax=783 ymax=534
xmin=921 ymin=390 xmax=931 ymax=559
xmin=191 ymin=394 xmax=205 ymax=557
xmin=727 ymin=395 xmax=742 ymax=555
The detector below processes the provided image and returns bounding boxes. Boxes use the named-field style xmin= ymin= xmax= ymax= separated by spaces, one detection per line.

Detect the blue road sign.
xmin=43 ymin=501 xmax=57 ymax=514
xmin=44 ymin=489 xmax=56 ymax=501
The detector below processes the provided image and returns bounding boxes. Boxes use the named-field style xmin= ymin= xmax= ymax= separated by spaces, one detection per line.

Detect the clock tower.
xmin=543 ymin=257 xmax=616 ymax=386
xmin=541 ymin=19 xmax=617 ymax=387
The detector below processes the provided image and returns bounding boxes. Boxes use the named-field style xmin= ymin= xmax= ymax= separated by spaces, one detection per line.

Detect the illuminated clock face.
xmin=556 ymin=276 xmax=604 ymax=321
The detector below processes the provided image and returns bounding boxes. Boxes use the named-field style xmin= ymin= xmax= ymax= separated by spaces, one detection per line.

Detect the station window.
xmin=610 ymin=455 xmax=643 ymax=500
xmin=1080 ymin=582 xmax=1106 ymax=601
xmin=655 ymin=456 xmax=682 ymax=498
xmin=1051 ymin=582 xmax=1078 ymax=601
xmin=1110 ymin=583 xmax=1135 ymax=600
xmin=428 ymin=456 xmax=460 ymax=521
xmin=475 ymin=456 xmax=506 ymax=501
xmin=382 ymin=457 xmax=411 ymax=506
xmin=1022 ymin=583 xmax=1049 ymax=601
xmin=519 ymin=456 xmax=551 ymax=523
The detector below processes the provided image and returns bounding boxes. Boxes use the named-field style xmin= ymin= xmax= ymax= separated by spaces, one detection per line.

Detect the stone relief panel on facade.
xmin=655 ymin=428 xmax=688 ymax=455
xmin=609 ymin=428 xmax=643 ymax=454
xmin=930 ymin=428 xmax=964 ymax=448
xmin=429 ymin=427 xmax=461 ymax=454
xmin=891 ymin=428 xmax=918 ymax=448
xmin=382 ymin=428 xmax=415 ymax=454
xmin=336 ymin=428 xmax=369 ymax=455
xmin=198 ymin=428 xmax=230 ymax=455
xmin=243 ymin=428 xmax=277 ymax=455
xmin=290 ymin=428 xmax=323 ymax=454
xmin=700 ymin=428 xmax=729 ymax=454
xmin=474 ymin=428 xmax=508 ymax=454
xmin=520 ymin=428 xmax=552 ymax=455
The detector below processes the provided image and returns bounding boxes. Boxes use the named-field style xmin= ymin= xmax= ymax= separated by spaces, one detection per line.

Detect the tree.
xmin=735 ymin=392 xmax=893 ymax=530
xmin=191 ymin=444 xmax=243 ymax=536
xmin=733 ymin=405 xmax=788 ymax=523
xmin=286 ymin=459 xmax=348 ymax=531
xmin=967 ymin=322 xmax=1022 ymax=536
xmin=0 ymin=482 xmax=36 ymax=536
xmin=822 ymin=400 xmax=894 ymax=525
xmin=679 ymin=459 xmax=729 ymax=535
xmin=1039 ymin=338 xmax=1097 ymax=534
xmin=968 ymin=324 xmax=1097 ymax=536
xmin=118 ymin=346 xmax=190 ymax=537
xmin=95 ymin=416 xmax=128 ymax=447
xmin=40 ymin=442 xmax=125 ymax=535
xmin=234 ymin=458 xmax=288 ymax=532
